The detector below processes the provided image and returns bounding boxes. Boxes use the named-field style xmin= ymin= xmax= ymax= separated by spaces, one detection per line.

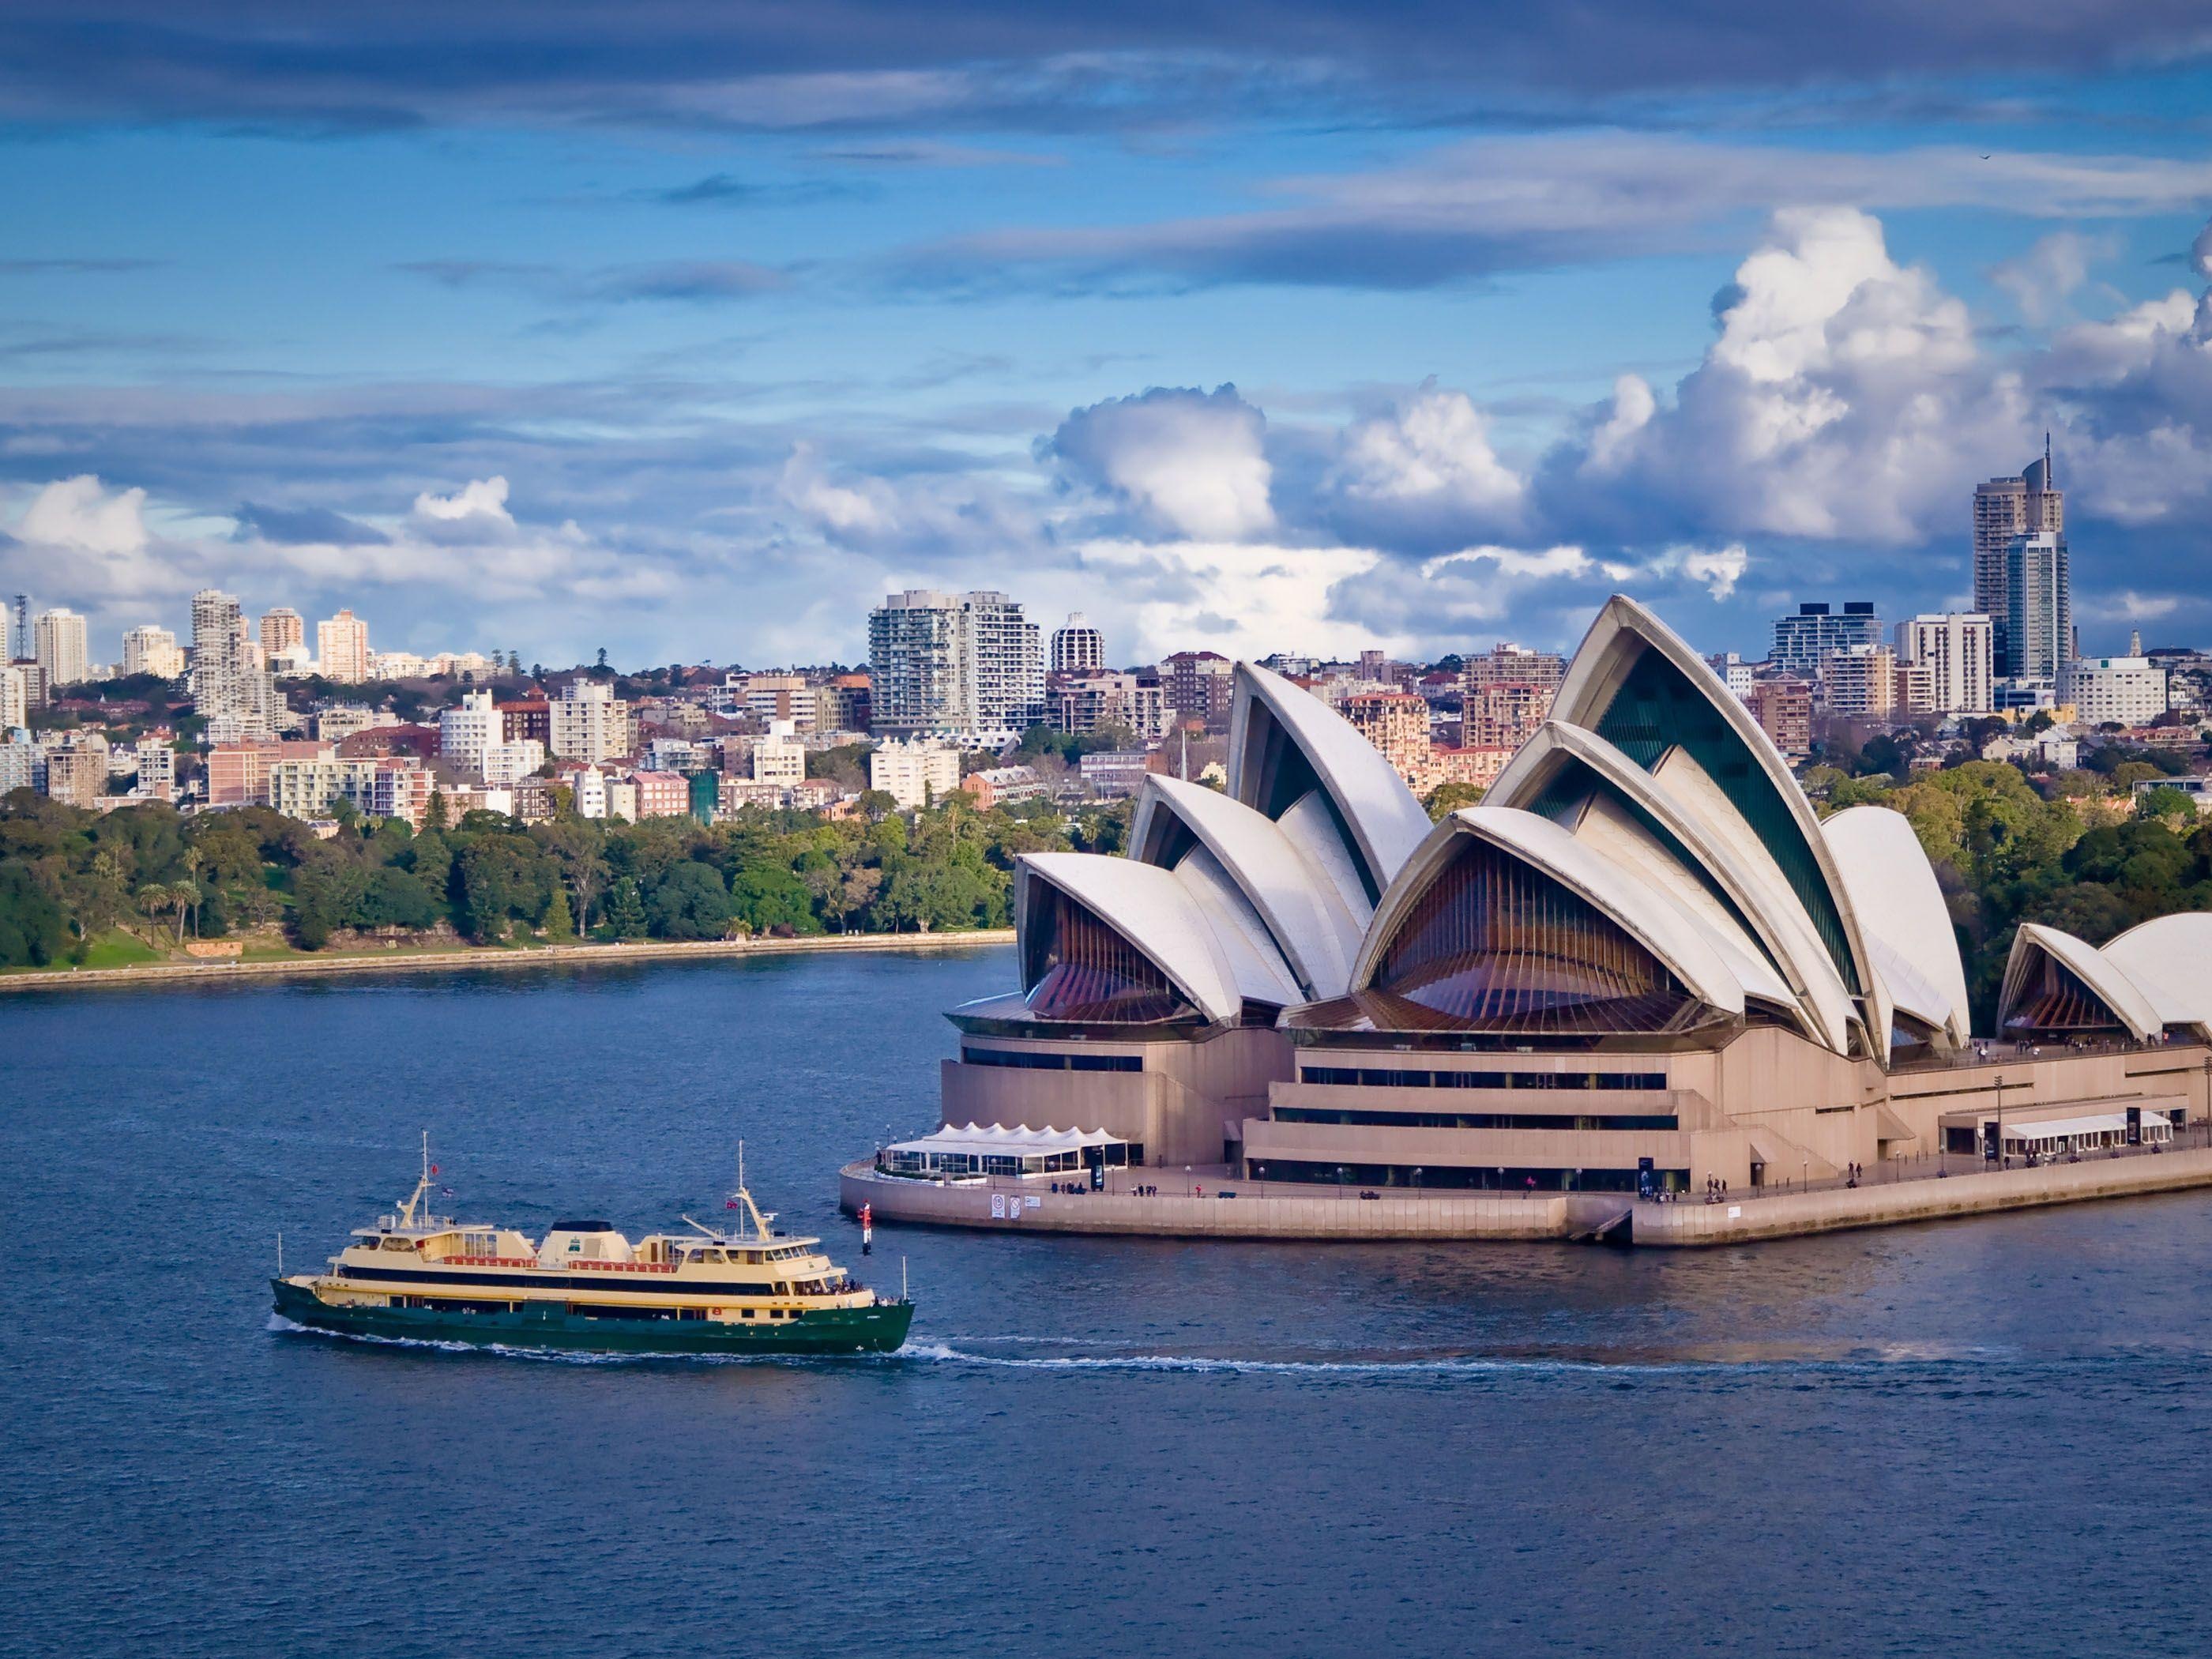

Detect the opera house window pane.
xmin=1370 ymin=838 xmax=1695 ymax=1033
xmin=2004 ymin=953 xmax=2129 ymax=1037
xmin=1021 ymin=886 xmax=1192 ymax=1024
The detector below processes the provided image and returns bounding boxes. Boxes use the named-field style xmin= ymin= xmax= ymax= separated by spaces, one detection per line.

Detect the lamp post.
xmin=1993 ymin=1074 xmax=2006 ymax=1169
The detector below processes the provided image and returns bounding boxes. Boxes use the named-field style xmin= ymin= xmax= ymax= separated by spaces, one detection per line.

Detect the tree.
xmin=357 ymin=867 xmax=441 ymax=932
xmin=645 ymin=861 xmax=736 ymax=939
xmin=0 ymin=863 xmax=69 ymax=965
xmin=134 ymin=882 xmax=171 ymax=948
xmin=728 ymin=863 xmax=816 ymax=935
xmin=542 ymin=886 xmax=575 ymax=940
xmin=454 ymin=837 xmax=547 ymax=942
xmin=2136 ymin=785 xmax=2195 ymax=826
xmin=1424 ymin=781 xmax=1485 ymax=821
xmin=423 ymin=789 xmax=450 ymax=833
xmin=603 ymin=876 xmax=647 ymax=940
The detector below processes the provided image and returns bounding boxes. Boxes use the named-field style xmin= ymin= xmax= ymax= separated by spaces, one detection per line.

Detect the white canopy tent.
xmin=885 ymin=1123 xmax=1132 ymax=1179
xmin=1999 ymin=1110 xmax=2169 ymax=1153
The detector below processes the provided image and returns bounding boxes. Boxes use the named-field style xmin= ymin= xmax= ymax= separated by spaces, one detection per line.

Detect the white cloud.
xmin=1076 ymin=536 xmax=1389 ymax=660
xmin=1541 ymin=205 xmax=2015 ymax=544
xmin=778 ymin=444 xmax=899 ymax=538
xmin=19 ymin=473 xmax=149 ymax=553
xmin=1046 ymin=386 xmax=1274 ymax=540
xmin=1326 ymin=384 xmax=1526 ymax=544
xmin=412 ymin=476 xmax=515 ymax=525
xmin=1990 ymin=229 xmax=2113 ymax=325
xmin=1675 ymin=542 xmax=1750 ymax=600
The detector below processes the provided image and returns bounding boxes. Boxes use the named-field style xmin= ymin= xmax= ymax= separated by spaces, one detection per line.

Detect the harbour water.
xmin=6 ymin=946 xmax=2212 ymax=1657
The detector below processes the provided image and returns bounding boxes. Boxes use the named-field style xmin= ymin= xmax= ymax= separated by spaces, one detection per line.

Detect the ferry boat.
xmin=271 ymin=1144 xmax=913 ymax=1356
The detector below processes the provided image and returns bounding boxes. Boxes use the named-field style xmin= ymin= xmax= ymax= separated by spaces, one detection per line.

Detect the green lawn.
xmin=77 ymin=931 xmax=164 ymax=969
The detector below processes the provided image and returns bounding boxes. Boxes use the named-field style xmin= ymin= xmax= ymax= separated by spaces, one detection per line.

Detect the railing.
xmin=1642 ymin=1119 xmax=2212 ymax=1206
xmin=1890 ymin=1035 xmax=2206 ymax=1074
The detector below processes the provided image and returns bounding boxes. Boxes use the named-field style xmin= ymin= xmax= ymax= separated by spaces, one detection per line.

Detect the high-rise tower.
xmin=1050 ymin=612 xmax=1105 ymax=674
xmin=1973 ymin=436 xmax=2063 ymax=664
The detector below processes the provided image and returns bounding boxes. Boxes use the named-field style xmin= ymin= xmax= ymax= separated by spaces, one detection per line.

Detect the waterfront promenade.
xmin=841 ymin=1125 xmax=2212 ymax=1247
xmin=0 ymin=927 xmax=1014 ymax=994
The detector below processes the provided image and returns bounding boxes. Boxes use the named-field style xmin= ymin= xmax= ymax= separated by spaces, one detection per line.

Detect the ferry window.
xmin=698 ymin=1249 xmax=726 ymax=1264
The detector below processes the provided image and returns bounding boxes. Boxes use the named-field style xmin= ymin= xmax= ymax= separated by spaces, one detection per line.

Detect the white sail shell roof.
xmin=1228 ymin=660 xmax=1432 ymax=902
xmin=1999 ymin=922 xmax=2163 ymax=1044
xmin=1353 ymin=807 xmax=1750 ymax=1018
xmin=1014 ymin=853 xmax=1245 ymax=1025
xmin=1486 ymin=719 xmax=1858 ymax=1052
xmin=1130 ymin=774 xmax=1363 ymax=1000
xmin=2094 ymin=914 xmax=2212 ymax=1040
xmin=1822 ymin=804 xmax=1971 ymax=1048
xmin=1549 ymin=594 xmax=1888 ymax=1058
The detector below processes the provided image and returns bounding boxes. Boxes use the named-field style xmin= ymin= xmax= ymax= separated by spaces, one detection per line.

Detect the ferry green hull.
xmin=272 ymin=1278 xmax=914 ymax=1356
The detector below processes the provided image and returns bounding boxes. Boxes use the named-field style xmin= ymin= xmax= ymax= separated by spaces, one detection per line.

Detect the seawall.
xmin=841 ymin=1163 xmax=1572 ymax=1240
xmin=1631 ymin=1146 xmax=2212 ymax=1246
xmin=840 ymin=1146 xmax=2212 ymax=1246
xmin=0 ymin=929 xmax=1014 ymax=994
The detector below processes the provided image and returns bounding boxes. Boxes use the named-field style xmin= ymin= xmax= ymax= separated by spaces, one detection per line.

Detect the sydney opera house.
xmin=927 ymin=596 xmax=2212 ymax=1198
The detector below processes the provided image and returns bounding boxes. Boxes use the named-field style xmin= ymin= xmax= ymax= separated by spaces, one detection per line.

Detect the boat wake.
xmin=270 ymin=1316 xmax=2127 ymax=1382
xmin=265 ymin=1313 xmax=875 ymax=1367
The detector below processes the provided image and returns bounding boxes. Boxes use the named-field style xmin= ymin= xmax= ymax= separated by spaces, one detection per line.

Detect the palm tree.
xmin=179 ymin=848 xmax=206 ymax=939
xmin=167 ymin=880 xmax=200 ymax=946
xmin=134 ymin=884 xmax=170 ymax=949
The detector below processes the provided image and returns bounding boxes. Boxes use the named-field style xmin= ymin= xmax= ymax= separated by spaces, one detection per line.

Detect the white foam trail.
xmin=265 ymin=1313 xmax=880 ymax=1367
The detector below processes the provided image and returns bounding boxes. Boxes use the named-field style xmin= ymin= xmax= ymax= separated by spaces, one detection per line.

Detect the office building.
xmin=1157 ymin=651 xmax=1237 ymax=732
xmin=1973 ymin=439 xmax=2063 ymax=652
xmin=1770 ymin=603 xmax=1881 ymax=679
xmin=1344 ymin=690 xmax=1434 ymax=791
xmin=316 ymin=610 xmax=372 ymax=682
xmin=33 ymin=608 xmax=90 ymax=688
xmin=1050 ymin=614 xmax=1106 ymax=674
xmin=737 ymin=672 xmax=817 ymax=731
xmin=2057 ymin=656 xmax=2169 ymax=728
xmin=1048 ymin=670 xmax=1167 ymax=742
xmin=867 ymin=589 xmax=1044 ymax=744
xmin=191 ymin=589 xmax=278 ymax=739
xmin=438 ymin=690 xmax=505 ymax=777
xmin=121 ymin=626 xmax=185 ymax=680
xmin=259 ymin=608 xmax=305 ymax=657
xmin=1461 ymin=643 xmax=1565 ymax=693
xmin=629 ymin=770 xmax=690 ymax=820
xmin=1464 ymin=680 xmax=1554 ymax=750
xmin=130 ymin=739 xmax=175 ymax=800
xmin=43 ymin=732 xmax=110 ymax=807
xmin=1705 ymin=653 xmax=1759 ymax=703
xmin=0 ymin=664 xmax=24 ymax=731
xmin=1746 ymin=677 xmax=1813 ymax=760
xmin=751 ymin=719 xmax=807 ymax=786
xmin=1894 ymin=615 xmax=1994 ymax=715
xmin=1820 ymin=645 xmax=1902 ymax=719
xmin=868 ymin=738 xmax=961 ymax=811
xmin=820 ymin=673 xmax=871 ymax=735
xmin=547 ymin=679 xmax=634 ymax=763
xmin=961 ymin=766 xmax=1047 ymax=809
xmin=2004 ymin=532 xmax=2072 ymax=680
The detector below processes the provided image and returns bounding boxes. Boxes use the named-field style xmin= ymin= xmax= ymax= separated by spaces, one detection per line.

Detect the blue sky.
xmin=3 ymin=2 xmax=2210 ymax=670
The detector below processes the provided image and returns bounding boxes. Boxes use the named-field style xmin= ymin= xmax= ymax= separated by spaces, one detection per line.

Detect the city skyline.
xmin=2 ymin=9 xmax=2210 ymax=667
